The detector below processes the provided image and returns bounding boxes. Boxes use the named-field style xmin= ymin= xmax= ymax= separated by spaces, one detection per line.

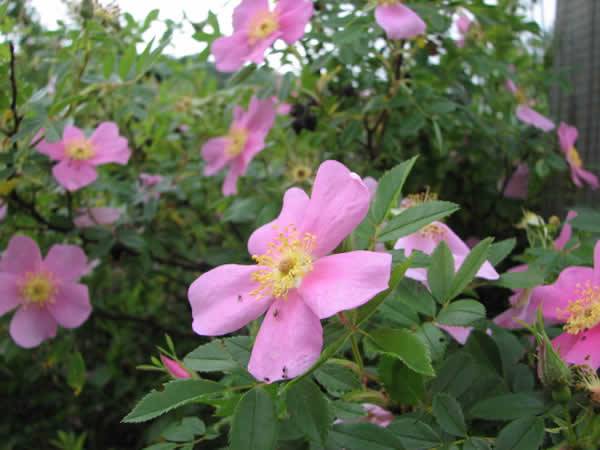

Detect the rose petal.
xmin=211 ymin=33 xmax=252 ymax=73
xmin=247 ymin=292 xmax=322 ymax=382
xmin=188 ymin=264 xmax=273 ymax=336
xmin=201 ymin=137 xmax=230 ymax=176
xmin=0 ymin=273 xmax=21 ymax=316
xmin=516 ymin=105 xmax=555 ymax=132
xmin=0 ymin=235 xmax=42 ymax=275
xmin=52 ymin=160 xmax=98 ymax=191
xmin=299 ymin=251 xmax=391 ymax=319
xmin=89 ymin=121 xmax=131 ymax=165
xmin=43 ymin=244 xmax=88 ymax=282
xmin=557 ymin=122 xmax=578 ymax=152
xmin=537 ymin=267 xmax=595 ymax=321
xmin=276 ymin=0 xmax=314 ymax=44
xmin=553 ymin=325 xmax=600 ymax=370
xmin=300 ymin=160 xmax=370 ymax=257
xmin=233 ymin=0 xmax=269 ymax=30
xmin=375 ymin=4 xmax=426 ymax=40
xmin=248 ymin=187 xmax=310 ymax=256
xmin=47 ymin=282 xmax=91 ymax=328
xmin=9 ymin=306 xmax=57 ymax=348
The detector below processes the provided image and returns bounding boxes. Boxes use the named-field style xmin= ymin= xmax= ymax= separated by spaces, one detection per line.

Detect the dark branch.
xmin=8 ymin=41 xmax=23 ymax=137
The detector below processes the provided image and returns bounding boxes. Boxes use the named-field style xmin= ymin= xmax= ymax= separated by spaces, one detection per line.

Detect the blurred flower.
xmin=363 ymin=176 xmax=378 ymax=201
xmin=74 ymin=207 xmax=121 ymax=228
xmin=289 ymin=164 xmax=313 ymax=184
xmin=505 ymin=79 xmax=555 ymax=132
xmin=374 ymin=0 xmax=426 ymax=40
xmin=503 ymin=163 xmax=529 ymax=199
xmin=211 ymin=0 xmax=314 ymax=72
xmin=35 ymin=122 xmax=131 ymax=192
xmin=188 ymin=161 xmax=391 ymax=382
xmin=160 ymin=355 xmax=192 ymax=379
xmin=0 ymin=235 xmax=92 ymax=348
xmin=362 ymin=404 xmax=394 ymax=427
xmin=558 ymin=123 xmax=599 ymax=190
xmin=394 ymin=221 xmax=499 ymax=283
xmin=536 ymin=241 xmax=600 ymax=370
xmin=201 ymin=96 xmax=277 ymax=196
xmin=495 ymin=211 xmax=577 ymax=329
xmin=455 ymin=13 xmax=473 ymax=48
xmin=139 ymin=173 xmax=166 ymax=201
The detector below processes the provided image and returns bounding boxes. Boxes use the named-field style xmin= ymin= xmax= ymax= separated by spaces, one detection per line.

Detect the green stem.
xmin=350 ymin=334 xmax=364 ymax=374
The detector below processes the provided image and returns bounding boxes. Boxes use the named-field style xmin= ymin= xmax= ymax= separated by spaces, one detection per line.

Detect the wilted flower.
xmin=211 ymin=0 xmax=314 ymax=72
xmin=374 ymin=0 xmax=426 ymax=40
xmin=0 ymin=235 xmax=92 ymax=348
xmin=505 ymin=79 xmax=555 ymax=132
xmin=577 ymin=367 xmax=600 ymax=404
xmin=188 ymin=161 xmax=391 ymax=382
xmin=201 ymin=96 xmax=276 ymax=196
xmin=558 ymin=123 xmax=599 ymax=190
xmin=362 ymin=404 xmax=394 ymax=427
xmin=36 ymin=122 xmax=131 ymax=191
xmin=536 ymin=241 xmax=600 ymax=370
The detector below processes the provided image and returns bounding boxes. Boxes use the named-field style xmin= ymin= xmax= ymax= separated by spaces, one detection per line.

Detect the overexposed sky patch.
xmin=31 ymin=0 xmax=557 ymax=57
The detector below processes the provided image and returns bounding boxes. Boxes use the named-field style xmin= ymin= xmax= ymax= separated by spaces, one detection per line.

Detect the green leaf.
xmin=469 ymin=393 xmax=546 ymax=420
xmin=183 ymin=340 xmax=238 ymax=372
xmin=388 ymin=418 xmax=441 ymax=449
xmin=379 ymin=201 xmax=459 ymax=242
xmin=314 ymin=362 xmax=361 ymax=397
xmin=379 ymin=357 xmax=425 ymax=406
xmin=464 ymin=330 xmax=503 ymax=374
xmin=119 ymin=44 xmax=137 ymax=80
xmin=448 ymin=238 xmax=493 ymax=299
xmin=428 ymin=241 xmax=455 ymax=303
xmin=66 ymin=351 xmax=86 ymax=396
xmin=327 ymin=423 xmax=405 ymax=450
xmin=161 ymin=417 xmax=205 ymax=442
xmin=370 ymin=328 xmax=434 ymax=376
xmin=123 ymin=379 xmax=225 ymax=423
xmin=370 ymin=156 xmax=418 ymax=225
xmin=493 ymin=268 xmax=545 ymax=289
xmin=432 ymin=393 xmax=467 ymax=437
xmin=416 ymin=323 xmax=448 ymax=362
xmin=437 ymin=300 xmax=486 ymax=326
xmin=494 ymin=417 xmax=545 ymax=450
xmin=488 ymin=238 xmax=516 ymax=266
xmin=286 ymin=379 xmax=329 ymax=445
xmin=463 ymin=438 xmax=492 ymax=450
xmin=571 ymin=209 xmax=600 ymax=232
xmin=230 ymin=387 xmax=277 ymax=450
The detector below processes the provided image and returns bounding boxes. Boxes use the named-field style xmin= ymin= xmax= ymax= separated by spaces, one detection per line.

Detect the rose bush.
xmin=1 ymin=0 xmax=600 ymax=449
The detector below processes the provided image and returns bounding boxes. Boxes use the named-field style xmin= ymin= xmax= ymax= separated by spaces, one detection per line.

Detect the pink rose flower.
xmin=74 ymin=207 xmax=122 ymax=228
xmin=0 ymin=235 xmax=92 ymax=348
xmin=505 ymin=80 xmax=555 ymax=132
xmin=494 ymin=211 xmax=578 ymax=329
xmin=211 ymin=0 xmax=314 ymax=73
xmin=557 ymin=123 xmax=599 ymax=190
xmin=375 ymin=0 xmax=426 ymax=40
xmin=160 ymin=354 xmax=192 ymax=379
xmin=188 ymin=161 xmax=392 ymax=382
xmin=536 ymin=241 xmax=600 ymax=370
xmin=201 ymin=96 xmax=277 ymax=196
xmin=436 ymin=324 xmax=474 ymax=345
xmin=394 ymin=221 xmax=499 ymax=283
xmin=35 ymin=122 xmax=131 ymax=191
xmin=456 ymin=13 xmax=472 ymax=48
xmin=503 ymin=163 xmax=529 ymax=199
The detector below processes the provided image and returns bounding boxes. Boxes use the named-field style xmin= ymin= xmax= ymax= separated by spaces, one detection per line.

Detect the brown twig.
xmin=7 ymin=41 xmax=23 ymax=137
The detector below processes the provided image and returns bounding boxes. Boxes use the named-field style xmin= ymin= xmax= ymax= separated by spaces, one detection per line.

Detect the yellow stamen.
xmin=290 ymin=164 xmax=313 ymax=183
xmin=20 ymin=272 xmax=57 ymax=306
xmin=66 ymin=139 xmax=95 ymax=161
xmin=251 ymin=225 xmax=316 ymax=300
xmin=248 ymin=11 xmax=279 ymax=44
xmin=226 ymin=128 xmax=248 ymax=157
xmin=569 ymin=147 xmax=583 ymax=168
xmin=559 ymin=281 xmax=600 ymax=334
xmin=515 ymin=89 xmax=528 ymax=105
xmin=401 ymin=190 xmax=438 ymax=209
xmin=378 ymin=0 xmax=401 ymax=5
xmin=579 ymin=368 xmax=600 ymax=404
xmin=419 ymin=223 xmax=446 ymax=239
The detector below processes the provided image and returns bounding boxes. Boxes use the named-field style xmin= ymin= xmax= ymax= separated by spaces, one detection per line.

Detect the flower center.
xmin=251 ymin=225 xmax=316 ymax=299
xmin=559 ymin=281 xmax=600 ymax=334
xmin=378 ymin=0 xmax=401 ymax=5
xmin=569 ymin=147 xmax=583 ymax=168
xmin=515 ymin=89 xmax=528 ymax=105
xmin=401 ymin=191 xmax=438 ymax=209
xmin=66 ymin=139 xmax=95 ymax=161
xmin=291 ymin=165 xmax=312 ymax=182
xmin=249 ymin=11 xmax=279 ymax=44
xmin=20 ymin=272 xmax=57 ymax=306
xmin=419 ymin=223 xmax=446 ymax=240
xmin=226 ymin=128 xmax=248 ymax=157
